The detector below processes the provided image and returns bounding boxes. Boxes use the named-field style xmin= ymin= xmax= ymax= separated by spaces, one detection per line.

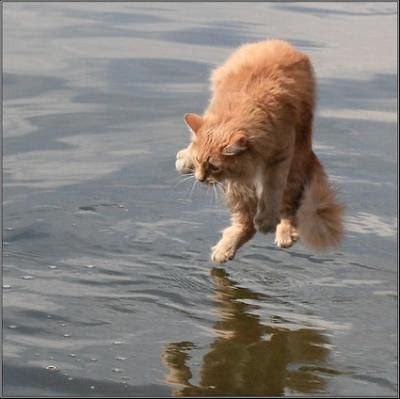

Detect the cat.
xmin=176 ymin=39 xmax=344 ymax=263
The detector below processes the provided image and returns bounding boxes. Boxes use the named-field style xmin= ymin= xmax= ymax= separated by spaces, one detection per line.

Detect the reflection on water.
xmin=162 ymin=268 xmax=332 ymax=396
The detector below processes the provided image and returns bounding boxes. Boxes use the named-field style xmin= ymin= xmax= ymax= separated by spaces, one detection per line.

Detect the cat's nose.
xmin=195 ymin=171 xmax=206 ymax=182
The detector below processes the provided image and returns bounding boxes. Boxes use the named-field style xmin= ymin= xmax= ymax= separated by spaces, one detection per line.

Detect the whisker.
xmin=171 ymin=172 xmax=193 ymax=182
xmin=212 ymin=184 xmax=217 ymax=206
xmin=179 ymin=173 xmax=194 ymax=180
xmin=171 ymin=174 xmax=185 ymax=182
xmin=176 ymin=177 xmax=194 ymax=186
xmin=174 ymin=174 xmax=194 ymax=188
xmin=189 ymin=179 xmax=197 ymax=199
xmin=216 ymin=182 xmax=225 ymax=195
xmin=215 ymin=182 xmax=225 ymax=205
xmin=206 ymin=183 xmax=211 ymax=204
xmin=216 ymin=184 xmax=221 ymax=204
xmin=211 ymin=184 xmax=215 ymax=206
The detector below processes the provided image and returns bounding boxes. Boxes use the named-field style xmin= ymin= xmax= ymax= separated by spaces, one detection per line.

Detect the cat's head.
xmin=184 ymin=113 xmax=251 ymax=184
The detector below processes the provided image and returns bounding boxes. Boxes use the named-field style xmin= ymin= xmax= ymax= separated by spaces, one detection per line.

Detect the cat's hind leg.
xmin=253 ymin=128 xmax=295 ymax=234
xmin=254 ymin=154 xmax=293 ymax=234
xmin=274 ymin=164 xmax=304 ymax=249
xmin=275 ymin=217 xmax=299 ymax=248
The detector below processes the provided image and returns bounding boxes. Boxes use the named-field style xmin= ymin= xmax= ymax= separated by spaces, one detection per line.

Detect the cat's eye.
xmin=208 ymin=163 xmax=220 ymax=173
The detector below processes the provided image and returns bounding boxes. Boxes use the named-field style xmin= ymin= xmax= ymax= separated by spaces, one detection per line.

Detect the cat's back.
xmin=211 ymin=39 xmax=312 ymax=92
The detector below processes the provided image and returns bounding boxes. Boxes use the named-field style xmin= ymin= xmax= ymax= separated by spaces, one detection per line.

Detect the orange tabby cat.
xmin=176 ymin=40 xmax=344 ymax=263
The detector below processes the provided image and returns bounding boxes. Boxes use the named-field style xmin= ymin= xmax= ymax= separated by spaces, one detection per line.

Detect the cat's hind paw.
xmin=211 ymin=241 xmax=236 ymax=263
xmin=274 ymin=222 xmax=299 ymax=249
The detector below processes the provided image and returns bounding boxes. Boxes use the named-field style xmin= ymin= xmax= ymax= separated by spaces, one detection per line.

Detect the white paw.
xmin=211 ymin=241 xmax=236 ymax=263
xmin=175 ymin=149 xmax=194 ymax=174
xmin=274 ymin=224 xmax=299 ymax=249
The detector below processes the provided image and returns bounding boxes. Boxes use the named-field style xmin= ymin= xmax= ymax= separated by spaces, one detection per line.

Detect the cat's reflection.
xmin=162 ymin=267 xmax=332 ymax=396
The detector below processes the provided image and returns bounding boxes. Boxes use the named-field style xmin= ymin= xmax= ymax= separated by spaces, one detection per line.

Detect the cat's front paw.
xmin=254 ymin=211 xmax=279 ymax=234
xmin=211 ymin=240 xmax=236 ymax=263
xmin=176 ymin=148 xmax=194 ymax=174
xmin=274 ymin=222 xmax=299 ymax=248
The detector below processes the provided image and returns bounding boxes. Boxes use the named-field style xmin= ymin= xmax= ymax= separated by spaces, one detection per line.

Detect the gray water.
xmin=2 ymin=2 xmax=398 ymax=396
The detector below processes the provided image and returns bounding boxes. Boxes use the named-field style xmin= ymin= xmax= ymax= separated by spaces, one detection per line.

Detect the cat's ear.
xmin=222 ymin=134 xmax=248 ymax=156
xmin=184 ymin=113 xmax=203 ymax=139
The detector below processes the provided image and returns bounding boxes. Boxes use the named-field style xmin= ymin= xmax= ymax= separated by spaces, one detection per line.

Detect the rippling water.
xmin=2 ymin=2 xmax=397 ymax=396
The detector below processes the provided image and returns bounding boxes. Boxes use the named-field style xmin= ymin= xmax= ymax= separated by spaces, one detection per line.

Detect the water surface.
xmin=2 ymin=2 xmax=397 ymax=396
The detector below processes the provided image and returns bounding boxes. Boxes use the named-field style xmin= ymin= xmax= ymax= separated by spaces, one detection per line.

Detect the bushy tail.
xmin=296 ymin=160 xmax=344 ymax=252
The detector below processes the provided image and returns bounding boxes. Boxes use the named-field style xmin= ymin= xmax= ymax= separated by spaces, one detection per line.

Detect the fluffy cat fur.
xmin=176 ymin=39 xmax=344 ymax=263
